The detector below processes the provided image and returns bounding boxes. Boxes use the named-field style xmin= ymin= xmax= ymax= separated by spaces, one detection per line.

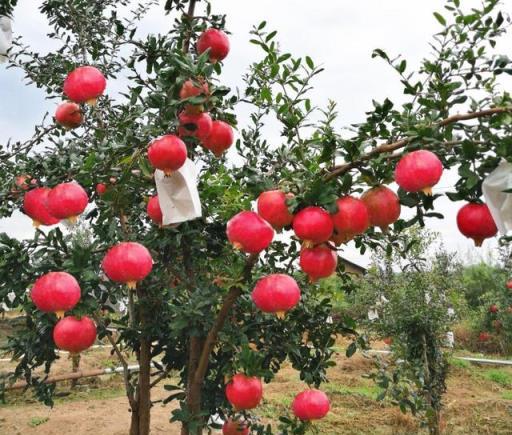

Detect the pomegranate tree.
xmin=55 ymin=101 xmax=83 ymax=129
xmin=47 ymin=182 xmax=89 ymax=223
xmin=147 ymin=134 xmax=188 ymax=175
xmin=102 ymin=242 xmax=153 ymax=289
xmin=251 ymin=274 xmax=301 ymax=318
xmin=30 ymin=272 xmax=81 ymax=318
xmin=226 ymin=211 xmax=274 ymax=254
xmin=394 ymin=150 xmax=443 ymax=195
xmin=292 ymin=389 xmax=330 ymax=421
xmin=225 ymin=374 xmax=263 ymax=410
xmin=53 ymin=316 xmax=97 ymax=353
xmin=361 ymin=186 xmax=401 ymax=232
xmin=63 ymin=66 xmax=106 ymax=105
xmin=299 ymin=245 xmax=337 ymax=282
xmin=456 ymin=203 xmax=497 ymax=247
xmin=257 ymin=190 xmax=294 ymax=230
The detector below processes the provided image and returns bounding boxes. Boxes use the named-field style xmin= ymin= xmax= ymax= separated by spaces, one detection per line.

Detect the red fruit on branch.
xmin=331 ymin=196 xmax=369 ymax=244
xmin=15 ymin=174 xmax=32 ymax=191
xmin=48 ymin=182 xmax=89 ymax=223
xmin=252 ymin=274 xmax=301 ymax=318
xmin=147 ymin=196 xmax=163 ymax=225
xmin=225 ymin=374 xmax=263 ymax=410
xmin=147 ymin=134 xmax=188 ymax=175
xmin=179 ymin=79 xmax=209 ymax=100
xmin=96 ymin=183 xmax=107 ymax=196
xmin=55 ymin=101 xmax=83 ymax=129
xmin=257 ymin=190 xmax=294 ymax=230
xmin=361 ymin=186 xmax=401 ymax=232
xmin=30 ymin=272 xmax=81 ymax=318
xmin=293 ymin=207 xmax=333 ymax=247
xmin=292 ymin=389 xmax=330 ymax=421
xmin=53 ymin=316 xmax=96 ymax=353
xmin=479 ymin=331 xmax=491 ymax=342
xmin=394 ymin=150 xmax=443 ymax=195
xmin=203 ymin=120 xmax=234 ymax=157
xmin=507 ymin=280 xmax=512 ymax=290
xmin=456 ymin=203 xmax=497 ymax=247
xmin=299 ymin=245 xmax=337 ymax=282
xmin=178 ymin=111 xmax=213 ymax=141
xmin=63 ymin=66 xmax=106 ymax=105
xmin=23 ymin=187 xmax=60 ymax=227
xmin=489 ymin=304 xmax=499 ymax=314
xmin=383 ymin=337 xmax=393 ymax=346
xmin=197 ymin=28 xmax=230 ymax=62
xmin=222 ymin=419 xmax=249 ymax=435
xmin=226 ymin=211 xmax=274 ymax=254
xmin=102 ymin=242 xmax=153 ymax=289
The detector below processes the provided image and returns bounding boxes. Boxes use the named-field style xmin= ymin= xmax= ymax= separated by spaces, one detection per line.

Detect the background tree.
xmin=1 ymin=0 xmax=512 ymax=434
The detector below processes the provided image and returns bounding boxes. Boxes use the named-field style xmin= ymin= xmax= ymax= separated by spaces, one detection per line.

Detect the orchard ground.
xmin=1 ymin=324 xmax=511 ymax=435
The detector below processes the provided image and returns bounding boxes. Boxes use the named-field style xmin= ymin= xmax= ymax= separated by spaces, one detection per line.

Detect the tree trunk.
xmin=70 ymin=353 xmax=80 ymax=388
xmin=181 ymin=336 xmax=203 ymax=435
xmin=128 ymin=338 xmax=152 ymax=435
xmin=422 ymin=334 xmax=441 ymax=435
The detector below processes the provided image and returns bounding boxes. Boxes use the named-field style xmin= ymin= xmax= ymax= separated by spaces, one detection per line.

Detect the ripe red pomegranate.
xmin=394 ymin=150 xmax=443 ymax=195
xmin=226 ymin=211 xmax=274 ymax=254
xmin=456 ymin=203 xmax=497 ymax=247
xmin=299 ymin=245 xmax=337 ymax=282
xmin=222 ymin=419 xmax=249 ymax=435
xmin=203 ymin=120 xmax=234 ymax=157
xmin=147 ymin=196 xmax=163 ymax=225
xmin=292 ymin=389 xmax=330 ymax=421
xmin=489 ymin=304 xmax=499 ymax=314
xmin=31 ymin=272 xmax=81 ymax=318
xmin=225 ymin=374 xmax=263 ymax=410
xmin=197 ymin=28 xmax=230 ymax=62
xmin=252 ymin=274 xmax=301 ymax=318
xmin=479 ymin=331 xmax=491 ymax=342
xmin=23 ymin=187 xmax=60 ymax=227
xmin=53 ymin=316 xmax=96 ymax=353
xmin=180 ymin=79 xmax=209 ymax=114
xmin=55 ymin=101 xmax=83 ymax=129
xmin=147 ymin=135 xmax=188 ymax=175
xmin=63 ymin=66 xmax=106 ymax=105
xmin=178 ymin=111 xmax=213 ymax=141
xmin=102 ymin=242 xmax=153 ymax=289
xmin=331 ymin=196 xmax=369 ymax=244
xmin=96 ymin=183 xmax=107 ymax=196
xmin=47 ymin=182 xmax=89 ymax=223
xmin=257 ymin=190 xmax=294 ymax=230
xmin=15 ymin=174 xmax=33 ymax=191
xmin=361 ymin=186 xmax=401 ymax=232
xmin=292 ymin=207 xmax=334 ymax=247
xmin=383 ymin=337 xmax=393 ymax=346
xmin=507 ymin=280 xmax=512 ymax=290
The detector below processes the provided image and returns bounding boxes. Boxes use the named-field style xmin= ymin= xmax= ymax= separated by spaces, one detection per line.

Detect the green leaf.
xmin=433 ymin=12 xmax=447 ymax=26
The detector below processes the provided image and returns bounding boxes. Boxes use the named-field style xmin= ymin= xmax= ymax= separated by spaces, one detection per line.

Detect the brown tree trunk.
xmin=136 ymin=337 xmax=152 ymax=435
xmin=70 ymin=353 xmax=80 ymax=388
xmin=181 ymin=336 xmax=203 ymax=435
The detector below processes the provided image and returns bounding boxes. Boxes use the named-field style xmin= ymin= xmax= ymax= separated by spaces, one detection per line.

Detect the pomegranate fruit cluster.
xmin=23 ymin=181 xmax=89 ymax=227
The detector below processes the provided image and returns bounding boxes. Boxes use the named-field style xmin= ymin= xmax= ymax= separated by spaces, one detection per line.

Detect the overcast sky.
xmin=1 ymin=0 xmax=510 ymax=266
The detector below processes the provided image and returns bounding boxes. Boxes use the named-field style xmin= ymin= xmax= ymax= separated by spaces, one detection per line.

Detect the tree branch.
xmin=325 ymin=106 xmax=512 ymax=181
xmin=182 ymin=0 xmax=197 ymax=53
xmin=193 ymin=254 xmax=258 ymax=385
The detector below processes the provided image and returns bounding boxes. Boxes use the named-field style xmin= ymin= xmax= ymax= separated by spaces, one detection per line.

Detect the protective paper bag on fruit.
xmin=155 ymin=158 xmax=202 ymax=225
xmin=0 ymin=17 xmax=13 ymax=63
xmin=482 ymin=160 xmax=512 ymax=235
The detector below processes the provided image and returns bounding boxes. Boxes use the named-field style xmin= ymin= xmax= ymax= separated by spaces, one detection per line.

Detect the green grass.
xmin=449 ymin=358 xmax=470 ymax=369
xmin=501 ymin=391 xmax=512 ymax=400
xmin=483 ymin=369 xmax=512 ymax=387
xmin=28 ymin=416 xmax=49 ymax=427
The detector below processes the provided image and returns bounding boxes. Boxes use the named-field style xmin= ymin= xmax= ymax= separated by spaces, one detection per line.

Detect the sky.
xmin=1 ymin=0 xmax=510 ymax=267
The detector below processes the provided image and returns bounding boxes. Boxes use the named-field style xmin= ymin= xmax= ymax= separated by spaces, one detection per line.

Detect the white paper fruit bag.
xmin=482 ymin=160 xmax=512 ymax=235
xmin=154 ymin=158 xmax=202 ymax=225
xmin=0 ymin=17 xmax=12 ymax=63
